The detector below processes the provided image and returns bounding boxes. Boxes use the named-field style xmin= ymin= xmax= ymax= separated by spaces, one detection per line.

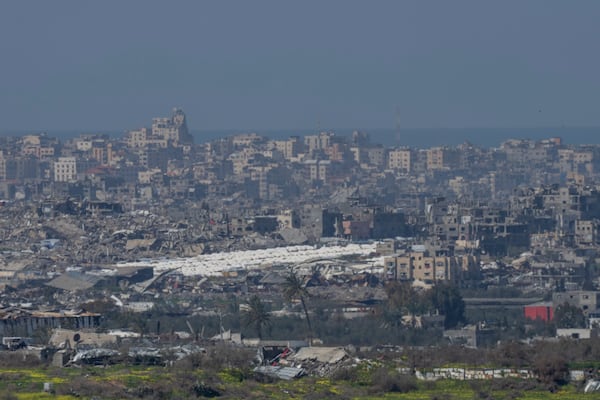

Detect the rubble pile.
xmin=254 ymin=343 xmax=355 ymax=379
xmin=290 ymin=346 xmax=353 ymax=377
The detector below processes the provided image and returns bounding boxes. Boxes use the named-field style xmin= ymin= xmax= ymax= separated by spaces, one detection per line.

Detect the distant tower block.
xmin=151 ymin=108 xmax=193 ymax=145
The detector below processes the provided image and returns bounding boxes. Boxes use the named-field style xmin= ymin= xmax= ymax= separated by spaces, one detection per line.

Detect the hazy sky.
xmin=1 ymin=1 xmax=599 ymax=132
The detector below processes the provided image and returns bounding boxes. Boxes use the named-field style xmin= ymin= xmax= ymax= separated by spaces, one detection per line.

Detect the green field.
xmin=0 ymin=365 xmax=593 ymax=399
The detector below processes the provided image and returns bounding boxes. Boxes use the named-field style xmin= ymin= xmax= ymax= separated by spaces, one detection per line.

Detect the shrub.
xmin=177 ymin=343 xmax=253 ymax=373
xmin=54 ymin=376 xmax=125 ymax=398
xmin=193 ymin=381 xmax=221 ymax=397
xmin=330 ymin=366 xmax=359 ymax=382
xmin=0 ymin=352 xmax=44 ymax=368
xmin=532 ymin=353 xmax=570 ymax=389
xmin=369 ymin=367 xmax=417 ymax=394
xmin=0 ymin=390 xmax=17 ymax=400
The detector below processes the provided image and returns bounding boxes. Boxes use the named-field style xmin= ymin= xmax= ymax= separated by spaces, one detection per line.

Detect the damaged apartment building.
xmin=425 ymin=197 xmax=530 ymax=257
xmin=383 ymin=242 xmax=480 ymax=286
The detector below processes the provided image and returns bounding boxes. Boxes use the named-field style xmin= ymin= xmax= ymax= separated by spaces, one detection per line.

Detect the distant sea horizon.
xmin=1 ymin=126 xmax=600 ymax=149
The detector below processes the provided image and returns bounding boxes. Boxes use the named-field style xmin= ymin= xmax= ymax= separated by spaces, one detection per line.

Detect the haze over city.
xmin=1 ymin=1 xmax=600 ymax=133
xmin=4 ymin=2 xmax=600 ymax=398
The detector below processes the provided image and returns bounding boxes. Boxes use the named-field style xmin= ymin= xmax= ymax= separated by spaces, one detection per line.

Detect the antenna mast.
xmin=395 ymin=105 xmax=401 ymax=145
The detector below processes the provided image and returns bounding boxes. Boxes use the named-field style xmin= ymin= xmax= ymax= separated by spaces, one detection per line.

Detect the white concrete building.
xmin=53 ymin=157 xmax=77 ymax=182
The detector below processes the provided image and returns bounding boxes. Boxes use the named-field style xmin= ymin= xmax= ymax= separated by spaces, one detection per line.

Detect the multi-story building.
xmin=127 ymin=109 xmax=192 ymax=149
xmin=20 ymin=133 xmax=57 ymax=160
xmin=53 ymin=157 xmax=77 ymax=182
xmin=305 ymin=159 xmax=333 ymax=184
xmin=22 ymin=145 xmax=55 ymax=159
xmin=231 ymin=133 xmax=263 ymax=148
xmin=426 ymin=147 xmax=459 ymax=171
xmin=277 ymin=209 xmax=300 ymax=229
xmin=558 ymin=149 xmax=593 ymax=175
xmin=575 ymin=219 xmax=598 ymax=246
xmin=151 ymin=108 xmax=193 ymax=145
xmin=304 ymin=132 xmax=333 ymax=154
xmin=364 ymin=146 xmax=386 ymax=167
xmin=501 ymin=139 xmax=553 ymax=167
xmin=269 ymin=137 xmax=302 ymax=160
xmin=324 ymin=142 xmax=346 ymax=162
xmin=384 ymin=249 xmax=478 ymax=285
xmin=553 ymin=291 xmax=600 ymax=316
xmin=0 ymin=154 xmax=40 ymax=182
xmin=127 ymin=128 xmax=150 ymax=148
xmin=387 ymin=148 xmax=411 ymax=172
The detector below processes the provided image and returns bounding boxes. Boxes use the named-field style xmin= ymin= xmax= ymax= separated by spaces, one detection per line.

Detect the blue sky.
xmin=1 ymin=1 xmax=599 ymax=131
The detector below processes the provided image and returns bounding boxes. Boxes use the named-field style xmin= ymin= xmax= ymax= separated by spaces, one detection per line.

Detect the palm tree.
xmin=427 ymin=283 xmax=465 ymax=329
xmin=242 ymin=295 xmax=271 ymax=340
xmin=283 ymin=270 xmax=313 ymax=344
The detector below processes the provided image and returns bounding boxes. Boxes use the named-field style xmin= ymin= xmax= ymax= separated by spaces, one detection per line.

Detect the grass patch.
xmin=0 ymin=365 xmax=591 ymax=399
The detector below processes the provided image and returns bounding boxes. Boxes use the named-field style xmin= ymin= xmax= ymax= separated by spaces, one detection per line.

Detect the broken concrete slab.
xmin=292 ymin=347 xmax=348 ymax=364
